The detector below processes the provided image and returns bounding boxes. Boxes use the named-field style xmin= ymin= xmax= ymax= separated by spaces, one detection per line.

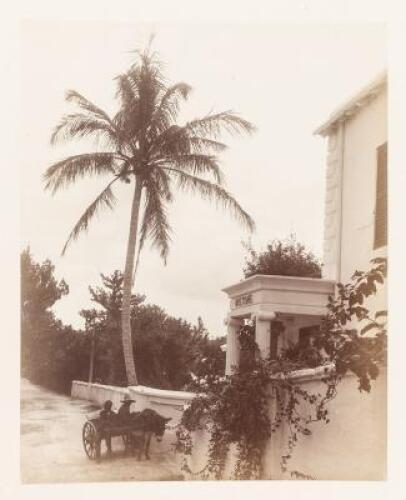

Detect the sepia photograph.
xmin=14 ymin=6 xmax=392 ymax=492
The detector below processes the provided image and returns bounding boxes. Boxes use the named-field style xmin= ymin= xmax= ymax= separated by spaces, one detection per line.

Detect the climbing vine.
xmin=175 ymin=258 xmax=387 ymax=480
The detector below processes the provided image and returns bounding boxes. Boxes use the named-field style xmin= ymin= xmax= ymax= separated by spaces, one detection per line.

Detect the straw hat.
xmin=120 ymin=394 xmax=136 ymax=404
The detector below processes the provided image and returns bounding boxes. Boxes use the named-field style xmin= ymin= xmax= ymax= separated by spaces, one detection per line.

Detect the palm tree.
xmin=44 ymin=50 xmax=255 ymax=385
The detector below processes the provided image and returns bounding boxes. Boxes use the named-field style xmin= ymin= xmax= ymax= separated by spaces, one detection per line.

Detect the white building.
xmin=316 ymin=71 xmax=387 ymax=313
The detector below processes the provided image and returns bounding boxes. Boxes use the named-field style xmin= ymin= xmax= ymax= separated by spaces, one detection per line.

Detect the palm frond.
xmin=114 ymin=70 xmax=159 ymax=143
xmin=115 ymin=52 xmax=167 ymax=145
xmin=163 ymin=167 xmax=255 ymax=232
xmin=185 ymin=111 xmax=256 ymax=139
xmin=65 ymin=90 xmax=113 ymax=124
xmin=151 ymin=168 xmax=173 ymax=202
xmin=61 ymin=179 xmax=118 ymax=255
xmin=50 ymin=113 xmax=121 ymax=148
xmin=115 ymin=72 xmax=139 ymax=111
xmin=43 ymin=153 xmax=117 ymax=194
xmin=151 ymin=126 xmax=228 ymax=159
xmin=114 ymin=73 xmax=141 ymax=141
xmin=165 ymin=154 xmax=224 ymax=184
xmin=188 ymin=136 xmax=227 ymax=154
xmin=160 ymin=82 xmax=192 ymax=110
xmin=139 ymin=180 xmax=172 ymax=262
xmin=148 ymin=83 xmax=192 ymax=136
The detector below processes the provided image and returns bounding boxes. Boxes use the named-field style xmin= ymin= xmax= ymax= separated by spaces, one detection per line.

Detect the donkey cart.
xmin=82 ymin=409 xmax=171 ymax=461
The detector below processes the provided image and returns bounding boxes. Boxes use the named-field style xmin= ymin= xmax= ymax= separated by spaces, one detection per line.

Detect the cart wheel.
xmin=82 ymin=421 xmax=100 ymax=460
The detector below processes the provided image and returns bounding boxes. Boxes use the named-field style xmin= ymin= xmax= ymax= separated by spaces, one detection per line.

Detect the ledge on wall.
xmin=270 ymin=363 xmax=336 ymax=383
xmin=129 ymin=385 xmax=196 ymax=400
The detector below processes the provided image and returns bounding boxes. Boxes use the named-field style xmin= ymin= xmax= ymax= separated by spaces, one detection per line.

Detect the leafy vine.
xmin=175 ymin=258 xmax=387 ymax=480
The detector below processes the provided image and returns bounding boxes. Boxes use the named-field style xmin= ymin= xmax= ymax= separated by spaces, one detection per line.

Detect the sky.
xmin=20 ymin=21 xmax=386 ymax=336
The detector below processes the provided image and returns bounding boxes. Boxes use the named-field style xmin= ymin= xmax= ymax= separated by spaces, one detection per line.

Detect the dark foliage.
xmin=81 ymin=271 xmax=226 ymax=389
xmin=243 ymin=235 xmax=322 ymax=279
xmin=21 ymin=248 xmax=89 ymax=393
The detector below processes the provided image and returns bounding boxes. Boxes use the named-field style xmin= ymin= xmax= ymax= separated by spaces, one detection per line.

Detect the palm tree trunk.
xmin=121 ymin=179 xmax=143 ymax=386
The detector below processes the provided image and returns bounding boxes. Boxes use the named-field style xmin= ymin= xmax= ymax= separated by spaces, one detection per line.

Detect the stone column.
xmin=252 ymin=310 xmax=276 ymax=359
xmin=224 ymin=316 xmax=242 ymax=375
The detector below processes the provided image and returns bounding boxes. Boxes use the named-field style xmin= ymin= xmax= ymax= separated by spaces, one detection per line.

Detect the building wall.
xmin=322 ymin=90 xmax=388 ymax=283
xmin=340 ymin=90 xmax=387 ymax=284
xmin=322 ymin=125 xmax=345 ymax=281
xmin=322 ymin=89 xmax=387 ymax=315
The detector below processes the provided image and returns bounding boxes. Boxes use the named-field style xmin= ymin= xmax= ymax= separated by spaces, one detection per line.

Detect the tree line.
xmin=21 ymin=248 xmax=225 ymax=394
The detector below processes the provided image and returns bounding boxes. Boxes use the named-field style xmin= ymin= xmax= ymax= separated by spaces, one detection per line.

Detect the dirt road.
xmin=20 ymin=379 xmax=183 ymax=484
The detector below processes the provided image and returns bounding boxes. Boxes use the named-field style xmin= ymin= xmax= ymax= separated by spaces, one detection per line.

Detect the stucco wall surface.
xmin=184 ymin=368 xmax=386 ymax=480
xmin=340 ymin=91 xmax=387 ymax=285
xmin=266 ymin=369 xmax=387 ymax=480
xmin=322 ymin=90 xmax=387 ymax=324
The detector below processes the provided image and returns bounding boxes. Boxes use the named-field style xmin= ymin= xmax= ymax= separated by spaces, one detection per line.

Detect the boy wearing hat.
xmin=117 ymin=394 xmax=136 ymax=423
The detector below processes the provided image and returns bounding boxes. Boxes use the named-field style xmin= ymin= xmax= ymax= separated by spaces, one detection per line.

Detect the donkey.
xmin=126 ymin=408 xmax=172 ymax=460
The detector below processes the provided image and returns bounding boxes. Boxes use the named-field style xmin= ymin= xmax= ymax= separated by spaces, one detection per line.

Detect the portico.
xmin=222 ymin=274 xmax=335 ymax=374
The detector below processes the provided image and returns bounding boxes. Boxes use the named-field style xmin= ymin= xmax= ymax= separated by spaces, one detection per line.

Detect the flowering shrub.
xmin=176 ymin=259 xmax=387 ymax=480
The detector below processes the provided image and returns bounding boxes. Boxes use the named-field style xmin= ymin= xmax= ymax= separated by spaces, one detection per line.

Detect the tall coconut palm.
xmin=44 ymin=50 xmax=255 ymax=386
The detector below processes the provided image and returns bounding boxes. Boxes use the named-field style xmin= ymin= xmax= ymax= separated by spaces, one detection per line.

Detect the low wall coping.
xmin=270 ymin=363 xmax=336 ymax=382
xmin=129 ymin=385 xmax=196 ymax=401
xmin=72 ymin=380 xmax=129 ymax=393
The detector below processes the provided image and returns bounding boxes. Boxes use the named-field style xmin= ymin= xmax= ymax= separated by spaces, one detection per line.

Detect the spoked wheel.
xmin=82 ymin=421 xmax=100 ymax=460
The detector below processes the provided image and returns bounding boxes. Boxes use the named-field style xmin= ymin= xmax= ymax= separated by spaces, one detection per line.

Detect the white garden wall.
xmin=184 ymin=367 xmax=386 ymax=480
xmin=265 ymin=368 xmax=387 ymax=480
xmin=71 ymin=381 xmax=194 ymax=424
xmin=72 ymin=365 xmax=386 ymax=481
xmin=71 ymin=381 xmax=129 ymax=411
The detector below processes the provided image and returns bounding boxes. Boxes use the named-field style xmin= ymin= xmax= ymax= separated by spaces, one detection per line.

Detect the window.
xmin=374 ymin=142 xmax=387 ymax=249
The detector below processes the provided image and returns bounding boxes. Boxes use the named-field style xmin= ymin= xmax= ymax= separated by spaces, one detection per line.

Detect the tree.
xmin=21 ymin=247 xmax=69 ymax=323
xmin=80 ymin=270 xmax=223 ymax=389
xmin=243 ymin=235 xmax=321 ymax=279
xmin=21 ymin=249 xmax=88 ymax=393
xmin=80 ymin=271 xmax=144 ymax=386
xmin=21 ymin=248 xmax=69 ymax=376
xmin=44 ymin=48 xmax=255 ymax=385
xmin=189 ymin=318 xmax=226 ymax=380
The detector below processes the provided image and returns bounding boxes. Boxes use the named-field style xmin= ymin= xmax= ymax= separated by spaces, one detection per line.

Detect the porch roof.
xmin=222 ymin=274 xmax=336 ymax=318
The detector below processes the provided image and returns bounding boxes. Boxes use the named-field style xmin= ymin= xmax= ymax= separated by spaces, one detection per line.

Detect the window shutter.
xmin=374 ymin=142 xmax=387 ymax=249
